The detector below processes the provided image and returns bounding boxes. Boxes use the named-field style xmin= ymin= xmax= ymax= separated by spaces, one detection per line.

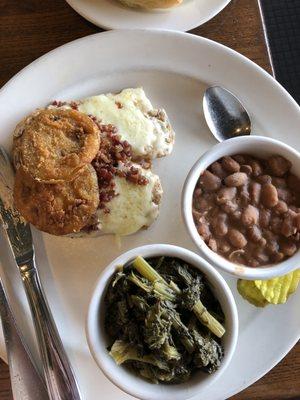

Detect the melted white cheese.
xmin=97 ymin=166 xmax=162 ymax=236
xmin=48 ymin=88 xmax=172 ymax=236
xmin=78 ymin=88 xmax=174 ymax=159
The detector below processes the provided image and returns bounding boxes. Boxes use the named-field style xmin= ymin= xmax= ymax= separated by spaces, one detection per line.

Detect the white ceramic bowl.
xmin=86 ymin=244 xmax=238 ymax=400
xmin=182 ymin=135 xmax=300 ymax=280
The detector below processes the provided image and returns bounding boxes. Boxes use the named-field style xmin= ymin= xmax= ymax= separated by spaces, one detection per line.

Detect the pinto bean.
xmin=295 ymin=214 xmax=300 ymax=230
xmin=261 ymin=183 xmax=278 ymax=208
xmin=263 ymin=230 xmax=277 ymax=242
xmin=221 ymin=201 xmax=238 ymax=214
xmin=259 ymin=237 xmax=267 ymax=247
xmin=227 ymin=229 xmax=247 ymax=248
xmin=281 ymin=215 xmax=297 ymax=237
xmin=239 ymin=185 xmax=250 ymax=206
xmin=193 ymin=188 xmax=202 ymax=197
xmin=257 ymin=175 xmax=272 ymax=184
xmin=249 ymin=159 xmax=263 ymax=177
xmin=241 ymin=205 xmax=259 ymax=226
xmin=210 ymin=161 xmax=227 ymax=179
xmin=218 ymin=240 xmax=231 ymax=253
xmin=246 ymin=258 xmax=259 ymax=268
xmin=287 ymin=174 xmax=300 ymax=192
xmin=268 ymin=155 xmax=292 ymax=177
xmin=199 ymin=170 xmax=221 ymax=191
xmin=290 ymin=206 xmax=300 ymax=213
xmin=197 ymin=219 xmax=211 ymax=241
xmin=232 ymin=154 xmax=247 ymax=164
xmin=270 ymin=216 xmax=282 ymax=235
xmin=208 ymin=238 xmax=218 ymax=252
xmin=271 ymin=252 xmax=284 ymax=263
xmin=281 ymin=241 xmax=297 ymax=257
xmin=212 ymin=213 xmax=228 ymax=237
xmin=247 ymin=225 xmax=262 ymax=242
xmin=277 ymin=188 xmax=294 ymax=204
xmin=266 ymin=240 xmax=279 ymax=255
xmin=214 ymin=223 xmax=228 ymax=237
xmin=273 ymin=200 xmax=288 ymax=214
xmin=249 ymin=182 xmax=261 ymax=205
xmin=240 ymin=165 xmax=252 ymax=175
xmin=193 ymin=197 xmax=210 ymax=212
xmin=259 ymin=209 xmax=271 ymax=228
xmin=287 ymin=208 xmax=297 ymax=219
xmin=230 ymin=210 xmax=242 ymax=222
xmin=225 ymin=172 xmax=248 ymax=187
xmin=221 ymin=156 xmax=240 ymax=173
xmin=216 ymin=187 xmax=237 ymax=204
xmin=272 ymin=177 xmax=287 ymax=189
xmin=218 ymin=212 xmax=227 ymax=221
xmin=294 ymin=232 xmax=300 ymax=241
xmin=255 ymin=252 xmax=269 ymax=264
xmin=192 ymin=210 xmax=201 ymax=222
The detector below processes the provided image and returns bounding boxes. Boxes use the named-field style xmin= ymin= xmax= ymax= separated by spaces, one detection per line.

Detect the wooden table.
xmin=0 ymin=0 xmax=299 ymax=398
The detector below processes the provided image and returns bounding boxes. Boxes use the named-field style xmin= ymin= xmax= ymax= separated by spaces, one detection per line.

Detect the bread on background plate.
xmin=117 ymin=0 xmax=182 ymax=9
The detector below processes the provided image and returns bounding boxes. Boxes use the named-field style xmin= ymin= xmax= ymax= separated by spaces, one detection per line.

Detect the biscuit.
xmin=14 ymin=165 xmax=99 ymax=235
xmin=118 ymin=0 xmax=182 ymax=8
xmin=13 ymin=109 xmax=100 ymax=182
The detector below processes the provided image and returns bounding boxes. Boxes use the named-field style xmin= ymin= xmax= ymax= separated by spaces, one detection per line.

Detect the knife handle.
xmin=0 ymin=280 xmax=49 ymax=400
xmin=20 ymin=259 xmax=82 ymax=400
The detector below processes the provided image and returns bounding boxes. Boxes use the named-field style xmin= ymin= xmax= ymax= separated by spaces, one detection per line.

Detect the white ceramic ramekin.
xmin=182 ymin=135 xmax=300 ymax=280
xmin=86 ymin=244 xmax=238 ymax=400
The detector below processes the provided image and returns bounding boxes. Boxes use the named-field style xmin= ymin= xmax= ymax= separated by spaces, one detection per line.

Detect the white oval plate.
xmin=65 ymin=0 xmax=231 ymax=31
xmin=0 ymin=30 xmax=299 ymax=400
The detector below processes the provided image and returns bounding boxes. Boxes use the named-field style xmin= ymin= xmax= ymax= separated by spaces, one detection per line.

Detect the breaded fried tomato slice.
xmin=14 ymin=165 xmax=99 ymax=235
xmin=13 ymin=109 xmax=100 ymax=182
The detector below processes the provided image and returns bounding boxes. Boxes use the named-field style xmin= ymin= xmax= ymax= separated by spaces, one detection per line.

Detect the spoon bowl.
xmin=203 ymin=86 xmax=251 ymax=142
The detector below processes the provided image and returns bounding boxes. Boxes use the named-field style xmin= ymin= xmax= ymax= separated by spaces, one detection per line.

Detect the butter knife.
xmin=0 ymin=146 xmax=82 ymax=400
xmin=0 ymin=279 xmax=49 ymax=400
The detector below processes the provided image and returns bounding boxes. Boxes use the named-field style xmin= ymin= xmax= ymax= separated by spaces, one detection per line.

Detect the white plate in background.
xmin=0 ymin=30 xmax=299 ymax=400
xmin=65 ymin=0 xmax=231 ymax=31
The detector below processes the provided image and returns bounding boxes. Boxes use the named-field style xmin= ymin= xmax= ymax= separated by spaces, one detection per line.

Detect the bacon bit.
xmin=70 ymin=101 xmax=78 ymax=110
xmin=100 ymin=124 xmax=118 ymax=134
xmin=140 ymin=159 xmax=152 ymax=170
xmin=138 ymin=176 xmax=149 ymax=185
xmin=91 ymin=117 xmax=149 ymax=211
xmin=51 ymin=100 xmax=66 ymax=107
xmin=115 ymin=101 xmax=123 ymax=109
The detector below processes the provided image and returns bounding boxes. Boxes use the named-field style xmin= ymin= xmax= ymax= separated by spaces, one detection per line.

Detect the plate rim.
xmin=1 ymin=28 xmax=299 ymax=111
xmin=64 ymin=0 xmax=232 ymax=31
xmin=1 ymin=29 xmax=300 ymax=400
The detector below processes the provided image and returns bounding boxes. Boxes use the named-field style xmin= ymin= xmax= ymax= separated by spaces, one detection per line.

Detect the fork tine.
xmin=0 ymin=145 xmax=10 ymax=165
xmin=0 ymin=146 xmax=14 ymax=184
xmin=0 ymin=146 xmax=33 ymax=264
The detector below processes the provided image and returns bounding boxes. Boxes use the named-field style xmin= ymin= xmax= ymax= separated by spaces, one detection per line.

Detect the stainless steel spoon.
xmin=203 ymin=86 xmax=251 ymax=142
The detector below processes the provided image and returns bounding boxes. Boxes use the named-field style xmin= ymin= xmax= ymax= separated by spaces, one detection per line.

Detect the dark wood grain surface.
xmin=0 ymin=0 xmax=299 ymax=399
